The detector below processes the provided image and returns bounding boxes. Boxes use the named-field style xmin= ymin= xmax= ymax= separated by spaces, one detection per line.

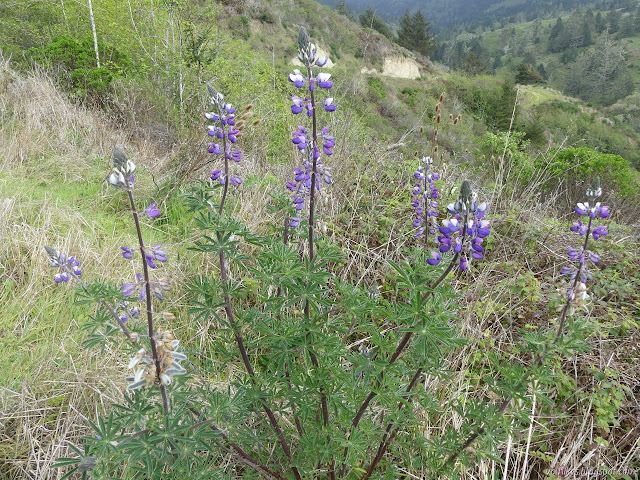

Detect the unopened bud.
xmin=586 ymin=177 xmax=602 ymax=199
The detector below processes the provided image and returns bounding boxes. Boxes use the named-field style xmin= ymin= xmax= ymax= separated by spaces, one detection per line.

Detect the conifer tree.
xmin=397 ymin=9 xmax=436 ymax=57
xmin=359 ymin=8 xmax=393 ymax=40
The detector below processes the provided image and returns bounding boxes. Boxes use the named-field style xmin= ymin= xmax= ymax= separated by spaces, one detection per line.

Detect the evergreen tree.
xmin=595 ymin=12 xmax=606 ymax=34
xmin=335 ymin=0 xmax=348 ymax=17
xmin=565 ymin=32 xmax=634 ymax=105
xmin=605 ymin=9 xmax=621 ymax=33
xmin=359 ymin=8 xmax=393 ymax=40
xmin=492 ymin=78 xmax=518 ymax=131
xmin=582 ymin=18 xmax=593 ymax=46
xmin=396 ymin=9 xmax=436 ymax=57
xmin=515 ymin=63 xmax=544 ymax=84
xmin=548 ymin=17 xmax=567 ymax=52
xmin=537 ymin=63 xmax=547 ymax=80
xmin=461 ymin=53 xmax=489 ymax=76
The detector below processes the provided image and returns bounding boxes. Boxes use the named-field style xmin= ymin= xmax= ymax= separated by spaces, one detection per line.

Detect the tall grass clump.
xmin=45 ymin=28 xmax=623 ymax=480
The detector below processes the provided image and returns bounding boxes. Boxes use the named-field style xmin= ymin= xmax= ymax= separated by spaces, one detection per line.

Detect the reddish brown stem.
xmin=127 ymin=189 xmax=169 ymax=414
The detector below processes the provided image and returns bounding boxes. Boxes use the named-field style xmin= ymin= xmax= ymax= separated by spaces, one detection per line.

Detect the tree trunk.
xmin=88 ymin=0 xmax=100 ymax=68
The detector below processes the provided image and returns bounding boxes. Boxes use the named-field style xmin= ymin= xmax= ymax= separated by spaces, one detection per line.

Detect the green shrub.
xmin=367 ymin=76 xmax=387 ymax=101
xmin=27 ymin=34 xmax=128 ymax=105
xmin=539 ymin=147 xmax=640 ymax=199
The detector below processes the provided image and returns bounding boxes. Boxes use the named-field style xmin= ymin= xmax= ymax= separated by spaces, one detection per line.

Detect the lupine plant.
xmin=50 ymin=28 xmax=612 ymax=480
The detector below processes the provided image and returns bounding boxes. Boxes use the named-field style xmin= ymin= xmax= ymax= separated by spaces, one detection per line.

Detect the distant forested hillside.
xmin=320 ymin=0 xmax=635 ymax=30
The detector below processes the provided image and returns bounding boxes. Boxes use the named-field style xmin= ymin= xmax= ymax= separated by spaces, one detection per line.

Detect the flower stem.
xmin=127 ymin=189 xmax=169 ymax=415
xmin=553 ymin=214 xmax=593 ymax=344
xmin=304 ymin=64 xmax=334 ymax=480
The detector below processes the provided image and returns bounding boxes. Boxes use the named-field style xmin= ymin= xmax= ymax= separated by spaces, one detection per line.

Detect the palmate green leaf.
xmin=73 ymin=281 xmax=122 ymax=306
xmin=113 ymin=395 xmax=156 ymax=429
xmin=182 ymin=179 xmax=222 ymax=213
xmin=388 ymin=259 xmax=432 ymax=292
xmin=86 ymin=413 xmax=124 ymax=453
xmin=315 ymin=236 xmax=346 ymax=264
xmin=186 ymin=275 xmax=225 ymax=323
xmin=83 ymin=325 xmax=121 ymax=351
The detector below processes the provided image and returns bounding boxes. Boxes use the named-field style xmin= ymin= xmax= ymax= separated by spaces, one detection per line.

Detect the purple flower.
xmin=323 ymin=97 xmax=336 ymax=112
xmin=210 ymin=170 xmax=223 ymax=182
xmin=317 ymin=72 xmax=333 ymax=89
xmin=122 ymin=273 xmax=144 ymax=299
xmin=121 ymin=246 xmax=135 ymax=259
xmin=459 ymin=257 xmax=468 ymax=271
xmin=592 ymin=225 xmax=608 ymax=240
xmin=289 ymin=70 xmax=305 ymax=88
xmin=574 ymin=201 xmax=611 ymax=218
xmin=292 ymin=127 xmax=308 ymax=150
xmin=65 ymin=256 xmax=81 ymax=276
xmin=321 ymin=127 xmax=335 ymax=155
xmin=208 ymin=143 xmax=221 ymax=154
xmin=574 ymin=202 xmax=588 ymax=216
xmin=227 ymin=129 xmax=239 ymax=143
xmin=476 ymin=220 xmax=491 ymax=238
xmin=230 ymin=176 xmax=243 ymax=187
xmin=54 ymin=272 xmax=70 ymax=283
xmin=427 ymin=251 xmax=441 ymax=265
xmin=291 ymin=96 xmax=304 ymax=114
xmin=570 ymin=221 xmax=587 ymax=235
xmin=316 ymin=56 xmax=328 ymax=67
xmin=143 ymin=243 xmax=168 ymax=269
xmin=145 ymin=202 xmax=160 ymax=219
xmin=289 ymin=217 xmax=300 ymax=228
xmin=427 ymin=181 xmax=490 ymax=271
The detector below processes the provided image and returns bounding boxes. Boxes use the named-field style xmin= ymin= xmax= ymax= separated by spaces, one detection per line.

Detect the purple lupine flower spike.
xmin=412 ymin=156 xmax=440 ymax=242
xmin=562 ymin=178 xmax=610 ymax=308
xmin=427 ymin=180 xmax=491 ymax=271
xmin=285 ymin=27 xmax=336 ymax=229
xmin=205 ymin=83 xmax=243 ymax=187
xmin=45 ymin=246 xmax=83 ymax=283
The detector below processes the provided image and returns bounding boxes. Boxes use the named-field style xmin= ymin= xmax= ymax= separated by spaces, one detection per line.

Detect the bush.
xmin=27 ymin=35 xmax=128 ymax=105
xmin=538 ymin=147 xmax=640 ymax=200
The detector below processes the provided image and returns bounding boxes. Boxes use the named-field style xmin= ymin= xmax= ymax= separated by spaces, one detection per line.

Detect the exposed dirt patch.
xmin=359 ymin=56 xmax=421 ymax=80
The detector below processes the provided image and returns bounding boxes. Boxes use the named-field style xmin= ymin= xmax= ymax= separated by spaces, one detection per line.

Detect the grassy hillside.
xmin=1 ymin=0 xmax=640 ymax=478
